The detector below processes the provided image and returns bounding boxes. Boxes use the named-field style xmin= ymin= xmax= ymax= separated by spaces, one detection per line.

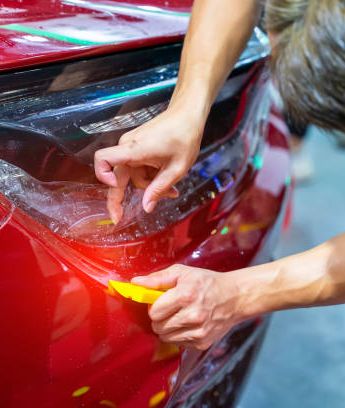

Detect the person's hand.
xmin=94 ymin=108 xmax=205 ymax=223
xmin=132 ymin=265 xmax=242 ymax=350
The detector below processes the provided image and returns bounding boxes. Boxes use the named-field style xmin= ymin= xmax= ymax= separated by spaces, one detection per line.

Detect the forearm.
xmin=227 ymin=233 xmax=345 ymax=321
xmin=169 ymin=0 xmax=260 ymax=122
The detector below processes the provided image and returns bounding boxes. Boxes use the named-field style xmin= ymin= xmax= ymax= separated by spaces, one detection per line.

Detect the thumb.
xmin=143 ymin=164 xmax=185 ymax=213
xmin=131 ymin=266 xmax=182 ymax=290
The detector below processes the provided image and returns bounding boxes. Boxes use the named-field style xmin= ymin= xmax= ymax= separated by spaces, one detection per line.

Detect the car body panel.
xmin=0 ymin=208 xmax=179 ymax=408
xmin=0 ymin=2 xmax=291 ymax=406
xmin=0 ymin=105 xmax=290 ymax=407
xmin=0 ymin=0 xmax=193 ymax=71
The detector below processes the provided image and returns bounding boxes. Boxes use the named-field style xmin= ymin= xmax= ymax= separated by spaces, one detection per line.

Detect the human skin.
xmin=132 ymin=234 xmax=345 ymax=350
xmin=94 ymin=0 xmax=345 ymax=350
xmin=94 ymin=0 xmax=259 ymax=223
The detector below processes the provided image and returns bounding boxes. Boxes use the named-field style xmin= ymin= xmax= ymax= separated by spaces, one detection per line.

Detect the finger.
xmin=152 ymin=309 xmax=202 ymax=335
xmin=130 ymin=167 xmax=151 ymax=190
xmin=164 ymin=186 xmax=180 ymax=199
xmin=107 ymin=192 xmax=123 ymax=225
xmin=131 ymin=167 xmax=179 ymax=199
xmin=94 ymin=145 xmax=133 ymax=186
xmin=158 ymin=327 xmax=207 ymax=345
xmin=152 ymin=314 xmax=200 ymax=336
xmin=131 ymin=265 xmax=182 ymax=289
xmin=113 ymin=164 xmax=131 ymax=190
xmin=149 ymin=287 xmax=183 ymax=321
xmin=142 ymin=164 xmax=185 ymax=213
xmin=106 ymin=165 xmax=130 ymax=223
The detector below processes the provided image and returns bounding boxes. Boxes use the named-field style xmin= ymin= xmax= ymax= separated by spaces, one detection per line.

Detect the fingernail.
xmin=108 ymin=211 xmax=121 ymax=225
xmin=144 ymin=201 xmax=156 ymax=213
xmin=167 ymin=190 xmax=179 ymax=199
xmin=110 ymin=214 xmax=119 ymax=225
xmin=107 ymin=205 xmax=123 ymax=225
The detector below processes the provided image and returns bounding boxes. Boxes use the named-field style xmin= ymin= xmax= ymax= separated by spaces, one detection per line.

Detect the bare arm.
xmin=235 ymin=233 xmax=345 ymax=319
xmin=169 ymin=0 xmax=260 ymax=118
xmin=133 ymin=233 xmax=345 ymax=350
xmin=95 ymin=0 xmax=260 ymax=221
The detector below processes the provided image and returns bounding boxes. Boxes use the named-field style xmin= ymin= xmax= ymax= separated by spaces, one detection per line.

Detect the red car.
xmin=0 ymin=1 xmax=291 ymax=407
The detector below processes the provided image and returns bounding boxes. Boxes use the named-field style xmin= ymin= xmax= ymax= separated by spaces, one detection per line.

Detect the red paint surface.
xmin=0 ymin=0 xmax=193 ymax=71
xmin=0 ymin=109 xmax=290 ymax=407
xmin=0 ymin=3 xmax=290 ymax=405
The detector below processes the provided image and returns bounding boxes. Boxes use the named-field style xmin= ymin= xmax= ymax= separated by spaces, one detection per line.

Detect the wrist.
xmin=168 ymin=81 xmax=213 ymax=127
xmin=221 ymin=260 xmax=291 ymax=323
xmin=164 ymin=102 xmax=208 ymax=146
xmin=227 ymin=262 xmax=282 ymax=322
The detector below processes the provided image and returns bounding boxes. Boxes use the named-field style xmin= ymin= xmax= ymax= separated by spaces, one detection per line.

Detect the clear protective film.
xmin=0 ymin=73 xmax=269 ymax=246
xmin=0 ymin=28 xmax=274 ymax=407
xmin=0 ymin=132 xmax=242 ymax=244
xmin=0 ymin=84 xmax=267 ymax=249
xmin=0 ymin=28 xmax=271 ymax=247
xmin=167 ymin=319 xmax=267 ymax=407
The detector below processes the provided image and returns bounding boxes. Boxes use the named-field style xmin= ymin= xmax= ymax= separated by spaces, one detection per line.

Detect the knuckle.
xmin=171 ymin=163 xmax=186 ymax=178
xmin=190 ymin=310 xmax=205 ymax=325
xmin=180 ymin=291 xmax=194 ymax=305
xmin=119 ymin=131 xmax=135 ymax=144
xmin=94 ymin=149 xmax=104 ymax=162
xmin=194 ymin=327 xmax=208 ymax=340
xmin=168 ymin=264 xmax=181 ymax=273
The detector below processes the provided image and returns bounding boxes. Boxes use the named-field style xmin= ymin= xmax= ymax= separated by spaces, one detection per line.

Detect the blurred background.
xmin=240 ymin=127 xmax=345 ymax=408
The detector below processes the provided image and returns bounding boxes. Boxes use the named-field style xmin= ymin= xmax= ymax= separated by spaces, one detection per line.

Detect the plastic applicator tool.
xmin=108 ymin=280 xmax=165 ymax=305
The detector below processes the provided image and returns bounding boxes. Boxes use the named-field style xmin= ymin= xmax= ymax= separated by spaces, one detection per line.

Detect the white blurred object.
xmin=291 ymin=148 xmax=314 ymax=183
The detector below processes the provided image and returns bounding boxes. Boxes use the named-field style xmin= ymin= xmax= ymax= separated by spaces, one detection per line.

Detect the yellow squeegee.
xmin=108 ymin=280 xmax=165 ymax=305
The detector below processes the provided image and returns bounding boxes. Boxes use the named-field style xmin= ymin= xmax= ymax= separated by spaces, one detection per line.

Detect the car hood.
xmin=0 ymin=0 xmax=192 ymax=71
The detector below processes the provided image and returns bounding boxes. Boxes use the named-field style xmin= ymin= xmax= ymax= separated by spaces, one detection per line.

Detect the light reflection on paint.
xmin=213 ymin=176 xmax=222 ymax=191
xmin=220 ymin=226 xmax=229 ymax=235
xmin=97 ymin=219 xmax=114 ymax=226
xmin=149 ymin=390 xmax=167 ymax=408
xmin=152 ymin=342 xmax=180 ymax=362
xmin=238 ymin=221 xmax=270 ymax=233
xmin=99 ymin=79 xmax=176 ymax=102
xmin=23 ymin=34 xmax=49 ymax=42
xmin=252 ymin=154 xmax=264 ymax=170
xmin=99 ymin=400 xmax=117 ymax=407
xmin=72 ymin=385 xmax=90 ymax=397
xmin=192 ymin=250 xmax=201 ymax=259
xmin=0 ymin=23 xmax=104 ymax=45
xmin=63 ymin=0 xmax=191 ymax=18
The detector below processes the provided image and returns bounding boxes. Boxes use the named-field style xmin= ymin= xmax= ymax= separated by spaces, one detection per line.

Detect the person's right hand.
xmin=94 ymin=108 xmax=205 ymax=223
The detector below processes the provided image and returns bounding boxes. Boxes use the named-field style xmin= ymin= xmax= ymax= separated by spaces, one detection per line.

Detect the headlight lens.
xmin=0 ymin=29 xmax=270 ymax=245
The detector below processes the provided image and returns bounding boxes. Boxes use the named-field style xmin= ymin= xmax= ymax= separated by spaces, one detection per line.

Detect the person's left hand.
xmin=131 ymin=265 xmax=241 ymax=350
